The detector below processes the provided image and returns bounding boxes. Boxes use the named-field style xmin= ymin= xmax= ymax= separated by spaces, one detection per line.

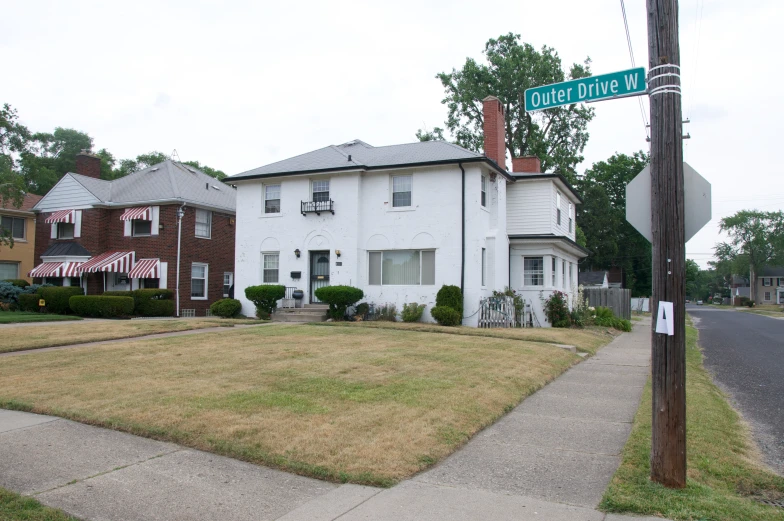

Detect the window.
xmin=223 ymin=272 xmax=233 ymax=297
xmin=556 ymin=191 xmax=562 ymax=225
xmin=191 ymin=263 xmax=208 ymax=299
xmin=764 ymin=291 xmax=771 ymax=301
xmin=778 ymin=278 xmax=784 ymax=287
xmin=264 ymin=184 xmax=281 ymax=214
xmin=1 ymin=216 xmax=25 ymax=240
xmin=262 ymin=253 xmax=279 ymax=283
xmin=551 ymin=257 xmax=556 ymax=286
xmin=481 ymin=248 xmax=486 ymax=286
xmin=132 ymin=219 xmax=152 ymax=237
xmin=568 ymin=202 xmax=573 ymax=233
xmin=763 ymin=278 xmax=772 ymax=287
xmin=481 ymin=175 xmax=487 ymax=207
xmin=141 ymin=278 xmax=159 ymax=289
xmin=195 ymin=209 xmax=211 ymax=238
xmin=312 ymin=180 xmax=330 ymax=202
xmin=0 ymin=262 xmax=19 ymax=280
xmin=523 ymin=257 xmax=544 ymax=286
xmin=392 ymin=175 xmax=412 ymax=208
xmin=368 ymin=250 xmax=435 ymax=285
xmin=57 ymin=222 xmax=74 ymax=239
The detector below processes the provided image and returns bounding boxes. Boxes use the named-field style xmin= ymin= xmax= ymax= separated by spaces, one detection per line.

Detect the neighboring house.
xmin=229 ymin=96 xmax=588 ymax=326
xmin=578 ymin=271 xmax=609 ymax=288
xmin=0 ymin=193 xmax=43 ymax=282
xmin=755 ymin=266 xmax=784 ymax=305
xmin=31 ymin=152 xmax=236 ymax=316
xmin=730 ymin=275 xmax=750 ymax=300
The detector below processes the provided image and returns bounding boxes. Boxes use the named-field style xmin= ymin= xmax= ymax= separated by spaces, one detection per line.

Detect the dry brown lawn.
xmin=0 ymin=324 xmax=589 ymax=486
xmin=0 ymin=318 xmax=259 ymax=354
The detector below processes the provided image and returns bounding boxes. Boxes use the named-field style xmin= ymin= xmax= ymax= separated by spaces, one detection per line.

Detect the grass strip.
xmin=0 ymin=487 xmax=78 ymax=521
xmin=312 ymin=320 xmax=616 ymax=355
xmin=0 ymin=312 xmax=82 ymax=324
xmin=600 ymin=322 xmax=784 ymax=521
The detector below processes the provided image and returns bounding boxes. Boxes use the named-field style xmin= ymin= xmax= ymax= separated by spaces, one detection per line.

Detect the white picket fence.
xmin=478 ymin=296 xmax=517 ymax=328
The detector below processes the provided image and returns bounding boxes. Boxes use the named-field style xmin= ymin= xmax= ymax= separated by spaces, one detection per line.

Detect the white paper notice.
xmin=655 ymin=301 xmax=674 ymax=336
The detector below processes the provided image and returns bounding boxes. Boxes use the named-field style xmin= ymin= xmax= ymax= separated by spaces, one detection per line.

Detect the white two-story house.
xmin=230 ymin=97 xmax=587 ymax=326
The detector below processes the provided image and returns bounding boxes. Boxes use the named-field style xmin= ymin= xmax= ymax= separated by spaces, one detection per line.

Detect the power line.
xmin=620 ymin=0 xmax=649 ymax=138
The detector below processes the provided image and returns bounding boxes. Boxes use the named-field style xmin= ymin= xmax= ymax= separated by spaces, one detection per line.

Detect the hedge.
xmin=210 ymin=298 xmax=242 ymax=318
xmin=69 ymin=296 xmax=135 ymax=318
xmin=436 ymin=285 xmax=463 ymax=315
xmin=2 ymin=279 xmax=30 ymax=288
xmin=314 ymin=285 xmax=363 ymax=320
xmin=40 ymin=287 xmax=84 ymax=314
xmin=18 ymin=293 xmax=40 ymax=312
xmin=245 ymin=285 xmax=286 ymax=319
xmin=430 ymin=306 xmax=462 ymax=326
xmin=102 ymin=289 xmax=174 ymax=316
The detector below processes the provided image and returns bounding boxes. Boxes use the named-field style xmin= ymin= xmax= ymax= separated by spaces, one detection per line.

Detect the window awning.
xmin=120 ymin=207 xmax=152 ymax=221
xmin=28 ymin=262 xmax=65 ymax=278
xmin=44 ymin=209 xmax=75 ymax=224
xmin=80 ymin=251 xmax=135 ymax=273
xmin=128 ymin=258 xmax=160 ymax=279
xmin=62 ymin=262 xmax=84 ymax=277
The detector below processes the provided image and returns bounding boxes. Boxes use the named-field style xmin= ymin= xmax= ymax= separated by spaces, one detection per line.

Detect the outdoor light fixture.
xmin=294 ymin=249 xmax=301 ymax=258
xmin=335 ymin=250 xmax=341 ymax=257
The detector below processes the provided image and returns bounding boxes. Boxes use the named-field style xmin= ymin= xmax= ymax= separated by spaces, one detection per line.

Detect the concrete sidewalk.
xmin=1 ymin=319 xmax=667 ymax=521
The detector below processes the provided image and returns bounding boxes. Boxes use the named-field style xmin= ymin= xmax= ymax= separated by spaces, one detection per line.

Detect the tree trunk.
xmin=749 ymin=266 xmax=756 ymax=303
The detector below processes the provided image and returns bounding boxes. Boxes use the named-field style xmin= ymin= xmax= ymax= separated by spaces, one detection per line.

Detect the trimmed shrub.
xmin=143 ymin=299 xmax=175 ymax=317
xmin=401 ymin=302 xmax=426 ymax=323
xmin=430 ymin=305 xmax=462 ymax=326
xmin=314 ymin=285 xmax=364 ymax=320
xmin=0 ymin=281 xmax=23 ymax=304
xmin=69 ymin=296 xmax=135 ymax=318
xmin=39 ymin=286 xmax=83 ymax=314
xmin=245 ymin=285 xmax=286 ymax=319
xmin=543 ymin=291 xmax=571 ymax=328
xmin=103 ymin=291 xmax=134 ymax=298
xmin=355 ymin=302 xmax=370 ymax=318
xmin=210 ymin=298 xmax=242 ymax=318
xmin=436 ymin=285 xmax=463 ymax=315
xmin=18 ymin=293 xmax=40 ymax=312
xmin=135 ymin=289 xmax=174 ymax=317
xmin=2 ymin=279 xmax=30 ymax=288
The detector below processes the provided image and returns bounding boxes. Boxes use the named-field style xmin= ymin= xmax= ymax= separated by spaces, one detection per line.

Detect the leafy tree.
xmin=0 ymin=104 xmax=31 ymax=248
xmin=576 ymin=151 xmax=651 ymax=297
xmin=415 ymin=126 xmax=446 ymax=142
xmin=182 ymin=160 xmax=226 ymax=181
xmin=113 ymin=152 xmax=226 ymax=180
xmin=434 ymin=33 xmax=594 ymax=180
xmin=20 ymin=127 xmax=94 ymax=194
xmin=685 ymin=259 xmax=700 ymax=299
xmin=715 ymin=210 xmax=784 ymax=301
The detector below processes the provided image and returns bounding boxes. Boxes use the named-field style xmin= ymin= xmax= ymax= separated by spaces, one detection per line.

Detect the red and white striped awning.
xmin=119 ymin=207 xmax=152 ymax=221
xmin=44 ymin=209 xmax=75 ymax=224
xmin=128 ymin=258 xmax=160 ymax=279
xmin=62 ymin=262 xmax=84 ymax=277
xmin=28 ymin=262 xmax=65 ymax=278
xmin=80 ymin=251 xmax=135 ymax=273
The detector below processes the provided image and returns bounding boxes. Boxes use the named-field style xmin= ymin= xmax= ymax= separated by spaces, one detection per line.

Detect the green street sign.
xmin=525 ymin=67 xmax=646 ymax=112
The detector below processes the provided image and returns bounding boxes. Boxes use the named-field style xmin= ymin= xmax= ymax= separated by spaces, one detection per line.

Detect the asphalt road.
xmin=687 ymin=305 xmax=784 ymax=475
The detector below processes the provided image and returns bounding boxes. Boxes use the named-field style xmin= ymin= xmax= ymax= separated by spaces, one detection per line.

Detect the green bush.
xmin=401 ymin=302 xmax=426 ymax=322
xmin=210 ymin=298 xmax=242 ymax=318
xmin=103 ymin=291 xmax=134 ymax=298
xmin=0 ymin=281 xmax=22 ymax=304
xmin=135 ymin=289 xmax=174 ymax=316
xmin=69 ymin=296 xmax=135 ymax=318
xmin=245 ymin=285 xmax=286 ymax=319
xmin=40 ymin=286 xmax=83 ymax=314
xmin=2 ymin=279 xmax=30 ymax=288
xmin=355 ymin=302 xmax=370 ymax=318
xmin=144 ymin=300 xmax=175 ymax=317
xmin=18 ymin=293 xmax=40 ymax=312
xmin=430 ymin=305 xmax=462 ymax=326
xmin=314 ymin=285 xmax=364 ymax=320
xmin=593 ymin=306 xmax=632 ymax=331
xmin=436 ymin=285 xmax=463 ymax=315
xmin=543 ymin=291 xmax=571 ymax=327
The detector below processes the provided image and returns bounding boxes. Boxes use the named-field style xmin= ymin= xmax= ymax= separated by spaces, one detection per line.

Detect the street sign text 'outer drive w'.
xmin=525 ymin=67 xmax=646 ymax=112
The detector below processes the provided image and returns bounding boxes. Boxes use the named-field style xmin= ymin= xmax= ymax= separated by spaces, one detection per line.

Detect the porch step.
xmin=303 ymin=303 xmax=329 ymax=309
xmin=274 ymin=307 xmax=327 ymax=323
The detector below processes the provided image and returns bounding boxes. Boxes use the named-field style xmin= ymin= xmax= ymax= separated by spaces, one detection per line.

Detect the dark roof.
xmin=761 ymin=266 xmax=784 ymax=276
xmin=507 ymin=234 xmax=591 ymax=256
xmin=0 ymin=193 xmax=43 ymax=212
xmin=230 ymin=140 xmax=510 ymax=181
xmin=41 ymin=242 xmax=92 ymax=257
xmin=579 ymin=271 xmax=608 ymax=285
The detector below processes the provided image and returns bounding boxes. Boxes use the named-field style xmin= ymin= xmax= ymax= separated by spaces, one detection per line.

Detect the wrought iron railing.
xmin=301 ymin=199 xmax=334 ymax=215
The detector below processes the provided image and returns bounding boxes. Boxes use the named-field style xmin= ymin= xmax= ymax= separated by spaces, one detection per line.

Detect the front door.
xmin=310 ymin=251 xmax=330 ymax=303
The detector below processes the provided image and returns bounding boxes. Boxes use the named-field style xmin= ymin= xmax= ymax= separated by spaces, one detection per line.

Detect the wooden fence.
xmin=478 ymin=296 xmax=517 ymax=328
xmin=583 ymin=288 xmax=632 ymax=320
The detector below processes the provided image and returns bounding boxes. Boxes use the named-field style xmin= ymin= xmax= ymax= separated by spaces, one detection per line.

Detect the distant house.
xmin=578 ymin=270 xmax=609 ymax=288
xmin=31 ymin=152 xmax=236 ymax=316
xmin=755 ymin=266 xmax=784 ymax=305
xmin=0 ymin=193 xmax=43 ymax=282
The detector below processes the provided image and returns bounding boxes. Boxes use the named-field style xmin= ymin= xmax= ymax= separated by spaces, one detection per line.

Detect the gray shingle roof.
xmin=70 ymin=160 xmax=236 ymax=212
xmin=761 ymin=266 xmax=784 ymax=277
xmin=578 ymin=271 xmax=608 ymax=285
xmin=230 ymin=140 xmax=488 ymax=180
xmin=42 ymin=241 xmax=92 ymax=257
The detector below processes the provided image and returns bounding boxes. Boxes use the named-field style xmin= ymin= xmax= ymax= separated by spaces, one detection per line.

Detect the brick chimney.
xmin=511 ymin=156 xmax=542 ymax=173
xmin=75 ymin=150 xmax=101 ymax=179
xmin=482 ymin=96 xmax=507 ymax=170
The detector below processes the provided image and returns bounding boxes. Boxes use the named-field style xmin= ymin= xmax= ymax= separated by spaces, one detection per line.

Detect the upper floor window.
xmin=392 ymin=175 xmax=412 ymax=208
xmin=312 ymin=180 xmax=330 ymax=202
xmin=523 ymin=257 xmax=543 ymax=286
xmin=368 ymin=250 xmax=435 ymax=285
xmin=264 ymin=184 xmax=281 ymax=214
xmin=481 ymin=175 xmax=487 ymax=207
xmin=195 ymin=209 xmax=211 ymax=238
xmin=763 ymin=278 xmax=772 ymax=287
xmin=568 ymin=202 xmax=573 ymax=233
xmin=556 ymin=191 xmax=562 ymax=226
xmin=0 ymin=216 xmax=25 ymax=240
xmin=57 ymin=223 xmax=74 ymax=239
xmin=132 ymin=219 xmax=151 ymax=237
xmin=262 ymin=253 xmax=279 ymax=283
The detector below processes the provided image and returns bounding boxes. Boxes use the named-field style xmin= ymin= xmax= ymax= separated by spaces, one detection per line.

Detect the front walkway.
xmin=0 ymin=319 xmax=669 ymax=520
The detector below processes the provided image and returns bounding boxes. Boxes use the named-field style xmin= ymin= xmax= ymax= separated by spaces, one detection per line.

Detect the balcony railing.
xmin=301 ymin=199 xmax=334 ymax=216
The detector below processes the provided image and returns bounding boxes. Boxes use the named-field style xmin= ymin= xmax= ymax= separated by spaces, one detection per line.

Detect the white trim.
xmin=191 ymin=262 xmax=208 ymax=300
xmin=124 ymin=219 xmax=132 ymax=237
xmin=390 ymin=174 xmax=413 ymax=209
xmin=195 ymin=209 xmax=212 ymax=239
xmin=261 ymin=252 xmax=280 ymax=284
xmin=159 ymin=261 xmax=168 ymax=289
xmin=74 ymin=210 xmax=82 ymax=238
xmin=151 ymin=206 xmax=160 ymax=236
xmin=263 ymin=183 xmax=282 ymax=215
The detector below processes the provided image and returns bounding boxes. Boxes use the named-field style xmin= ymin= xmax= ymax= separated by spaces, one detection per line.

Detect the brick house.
xmin=30 ymin=152 xmax=236 ymax=316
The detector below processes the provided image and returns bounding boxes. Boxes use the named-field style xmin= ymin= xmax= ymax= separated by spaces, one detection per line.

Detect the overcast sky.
xmin=2 ymin=0 xmax=781 ymax=268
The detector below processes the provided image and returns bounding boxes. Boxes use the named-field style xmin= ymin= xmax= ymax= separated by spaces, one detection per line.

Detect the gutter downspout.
xmin=459 ymin=163 xmax=465 ymax=298
xmin=175 ymin=203 xmax=186 ymax=317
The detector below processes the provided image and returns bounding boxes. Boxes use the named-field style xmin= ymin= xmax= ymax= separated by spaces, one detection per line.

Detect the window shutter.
xmin=124 ymin=219 xmax=131 ymax=237
xmin=74 ymin=210 xmax=82 ymax=238
xmin=51 ymin=223 xmax=57 ymax=239
xmin=151 ymin=206 xmax=160 ymax=236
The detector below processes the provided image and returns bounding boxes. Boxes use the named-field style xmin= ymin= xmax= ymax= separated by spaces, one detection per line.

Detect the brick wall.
xmin=34 ymin=205 xmax=236 ymax=316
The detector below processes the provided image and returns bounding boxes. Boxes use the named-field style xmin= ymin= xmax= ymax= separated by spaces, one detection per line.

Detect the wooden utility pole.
xmin=647 ymin=0 xmax=686 ymax=487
